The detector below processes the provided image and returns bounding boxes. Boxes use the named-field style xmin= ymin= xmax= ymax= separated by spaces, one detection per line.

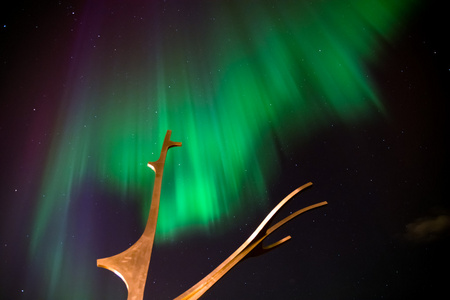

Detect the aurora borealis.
xmin=29 ymin=0 xmax=409 ymax=242
xmin=1 ymin=0 xmax=448 ymax=299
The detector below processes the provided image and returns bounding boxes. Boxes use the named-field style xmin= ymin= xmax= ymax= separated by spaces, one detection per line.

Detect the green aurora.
xmin=26 ymin=1 xmax=419 ymax=297
xmin=31 ymin=0 xmax=419 ymax=246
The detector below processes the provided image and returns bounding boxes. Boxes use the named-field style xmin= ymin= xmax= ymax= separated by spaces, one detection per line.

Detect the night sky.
xmin=1 ymin=0 xmax=448 ymax=299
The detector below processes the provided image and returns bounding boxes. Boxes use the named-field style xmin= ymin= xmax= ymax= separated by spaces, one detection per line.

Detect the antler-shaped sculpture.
xmin=175 ymin=182 xmax=327 ymax=300
xmin=97 ymin=130 xmax=181 ymax=300
xmin=97 ymin=130 xmax=327 ymax=300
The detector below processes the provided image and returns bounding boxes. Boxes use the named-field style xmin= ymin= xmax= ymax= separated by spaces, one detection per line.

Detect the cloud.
xmin=404 ymin=213 xmax=450 ymax=243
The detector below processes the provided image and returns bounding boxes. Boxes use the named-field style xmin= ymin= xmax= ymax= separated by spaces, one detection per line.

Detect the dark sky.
xmin=1 ymin=1 xmax=448 ymax=299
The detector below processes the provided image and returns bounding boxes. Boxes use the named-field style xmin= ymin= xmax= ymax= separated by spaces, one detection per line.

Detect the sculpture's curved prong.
xmin=175 ymin=184 xmax=327 ymax=300
xmin=262 ymin=235 xmax=291 ymax=251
